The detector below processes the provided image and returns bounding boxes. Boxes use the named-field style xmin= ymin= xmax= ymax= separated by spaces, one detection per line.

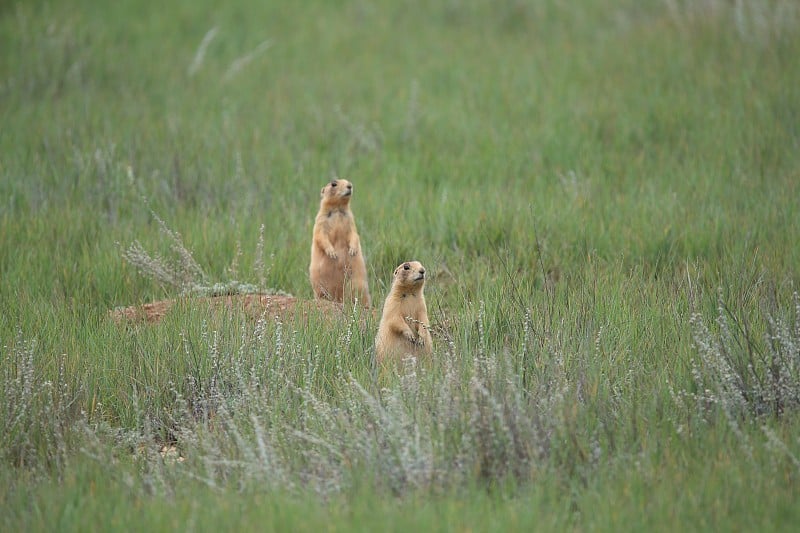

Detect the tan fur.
xmin=375 ymin=261 xmax=432 ymax=364
xmin=309 ymin=179 xmax=371 ymax=307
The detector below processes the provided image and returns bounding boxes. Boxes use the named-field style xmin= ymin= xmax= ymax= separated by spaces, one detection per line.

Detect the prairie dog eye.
xmin=330 ymin=181 xmax=338 ymax=187
xmin=403 ymin=263 xmax=410 ymax=270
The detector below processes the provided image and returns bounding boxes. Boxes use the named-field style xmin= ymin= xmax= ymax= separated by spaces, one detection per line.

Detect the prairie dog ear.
xmin=393 ymin=266 xmax=400 ymax=276
xmin=320 ymin=186 xmax=326 ymax=196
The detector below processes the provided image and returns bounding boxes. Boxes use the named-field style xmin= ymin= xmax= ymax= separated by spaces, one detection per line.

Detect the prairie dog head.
xmin=319 ymin=178 xmax=354 ymax=207
xmin=392 ymin=261 xmax=427 ymax=292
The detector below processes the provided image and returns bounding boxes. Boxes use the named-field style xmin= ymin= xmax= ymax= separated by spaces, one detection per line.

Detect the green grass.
xmin=2 ymin=0 xmax=800 ymax=530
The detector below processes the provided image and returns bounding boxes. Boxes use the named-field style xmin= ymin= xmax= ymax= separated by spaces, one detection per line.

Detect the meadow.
xmin=2 ymin=0 xmax=800 ymax=530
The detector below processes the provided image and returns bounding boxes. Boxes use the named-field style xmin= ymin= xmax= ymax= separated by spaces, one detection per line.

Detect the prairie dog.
xmin=309 ymin=179 xmax=371 ymax=307
xmin=375 ymin=261 xmax=432 ymax=364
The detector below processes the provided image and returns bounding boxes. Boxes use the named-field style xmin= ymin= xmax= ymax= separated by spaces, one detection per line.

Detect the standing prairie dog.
xmin=309 ymin=179 xmax=371 ymax=307
xmin=375 ymin=261 xmax=433 ymax=364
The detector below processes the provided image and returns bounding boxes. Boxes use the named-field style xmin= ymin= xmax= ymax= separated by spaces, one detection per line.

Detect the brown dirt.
xmin=109 ymin=294 xmax=359 ymax=325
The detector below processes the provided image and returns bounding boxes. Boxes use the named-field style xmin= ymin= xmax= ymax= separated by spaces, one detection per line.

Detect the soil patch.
xmin=109 ymin=294 xmax=355 ymax=325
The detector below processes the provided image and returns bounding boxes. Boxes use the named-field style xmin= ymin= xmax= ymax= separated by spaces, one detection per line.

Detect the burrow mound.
xmin=109 ymin=294 xmax=359 ymax=325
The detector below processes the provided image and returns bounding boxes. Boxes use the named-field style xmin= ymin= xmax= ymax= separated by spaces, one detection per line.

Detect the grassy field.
xmin=2 ymin=0 xmax=800 ymax=530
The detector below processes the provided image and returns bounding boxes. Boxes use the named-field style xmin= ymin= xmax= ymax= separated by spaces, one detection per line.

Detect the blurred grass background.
xmin=2 ymin=0 xmax=800 ymax=529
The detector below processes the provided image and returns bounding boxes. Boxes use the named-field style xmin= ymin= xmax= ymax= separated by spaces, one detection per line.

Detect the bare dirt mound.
xmin=109 ymin=294 xmax=354 ymax=325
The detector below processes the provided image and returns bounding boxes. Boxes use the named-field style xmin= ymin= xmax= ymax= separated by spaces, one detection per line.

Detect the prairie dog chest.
xmin=395 ymin=295 xmax=425 ymax=322
xmin=320 ymin=210 xmax=353 ymax=241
